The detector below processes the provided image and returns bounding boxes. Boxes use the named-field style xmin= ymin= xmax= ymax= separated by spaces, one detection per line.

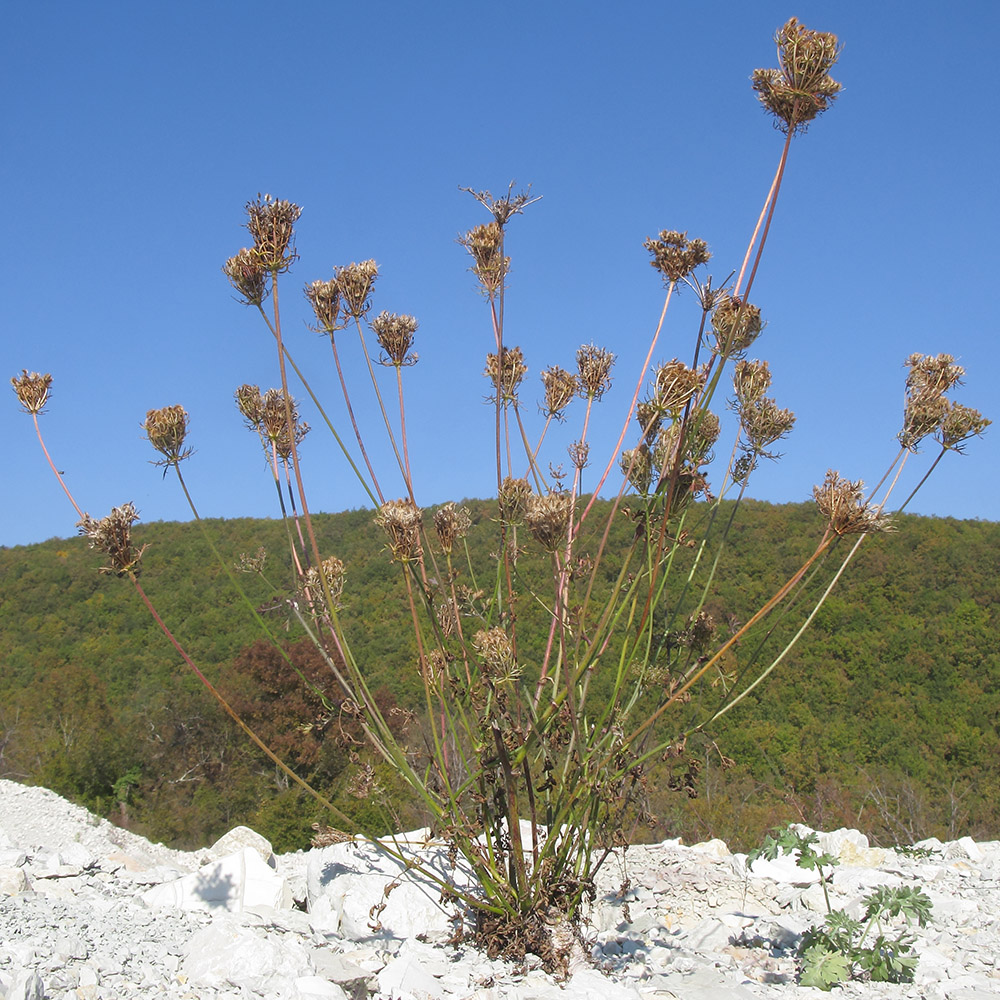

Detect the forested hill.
xmin=1 ymin=501 xmax=997 ymax=852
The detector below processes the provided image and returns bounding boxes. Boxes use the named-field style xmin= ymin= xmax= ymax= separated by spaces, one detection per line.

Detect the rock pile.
xmin=0 ymin=778 xmax=997 ymax=999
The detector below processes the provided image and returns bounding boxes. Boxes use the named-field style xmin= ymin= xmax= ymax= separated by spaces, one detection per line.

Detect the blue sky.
xmin=4 ymin=1 xmax=997 ymax=549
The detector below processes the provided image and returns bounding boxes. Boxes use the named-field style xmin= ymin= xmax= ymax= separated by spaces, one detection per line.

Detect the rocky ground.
xmin=0 ymin=778 xmax=997 ymax=1000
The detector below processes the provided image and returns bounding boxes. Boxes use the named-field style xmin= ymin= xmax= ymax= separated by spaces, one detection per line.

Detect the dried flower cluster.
xmin=77 ymin=502 xmax=146 ymax=577
xmin=576 ymin=345 xmax=615 ymax=400
xmin=11 ymin=370 xmax=52 ymax=415
xmin=540 ymin=366 xmax=579 ymax=419
xmin=752 ymin=17 xmax=842 ymax=134
xmin=335 ymin=260 xmax=379 ymax=320
xmin=813 ymin=470 xmax=891 ymax=536
xmin=484 ymin=346 xmax=527 ymax=401
xmin=305 ymin=279 xmax=342 ymax=333
xmin=459 ymin=222 xmax=508 ymax=297
xmin=375 ymin=498 xmax=423 ymax=562
xmin=372 ymin=311 xmax=419 ymax=367
xmin=144 ymin=405 xmax=191 ymax=466
xmin=898 ymin=353 xmax=975 ymax=451
xmin=223 ymin=248 xmax=269 ymax=306
xmin=433 ymin=502 xmax=472 ymax=555
xmin=937 ymin=402 xmax=991 ymax=453
xmin=235 ymin=385 xmax=309 ymax=461
xmin=245 ymin=194 xmax=302 ymax=273
xmin=472 ymin=626 xmax=518 ymax=678
xmin=497 ymin=476 xmax=531 ymax=525
xmin=709 ymin=295 xmax=763 ymax=359
xmin=653 ymin=360 xmax=705 ymax=416
xmin=524 ymin=491 xmax=574 ymax=551
xmin=302 ymin=555 xmax=346 ymax=609
xmin=644 ymin=230 xmax=711 ymax=285
xmin=461 ymin=182 xmax=540 ymax=227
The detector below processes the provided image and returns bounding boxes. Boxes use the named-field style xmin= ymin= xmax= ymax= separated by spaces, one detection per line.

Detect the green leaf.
xmin=800 ymin=944 xmax=851 ymax=990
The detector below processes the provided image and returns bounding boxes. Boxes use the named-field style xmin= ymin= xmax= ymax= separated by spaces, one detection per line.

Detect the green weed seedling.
xmin=749 ymin=825 xmax=932 ymax=990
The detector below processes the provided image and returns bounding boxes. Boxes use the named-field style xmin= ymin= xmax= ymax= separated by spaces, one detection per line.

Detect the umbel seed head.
xmin=144 ymin=405 xmax=191 ymax=465
xmin=376 ymin=498 xmax=423 ymax=562
xmin=372 ymin=311 xmax=419 ymax=367
xmin=485 ymin=346 xmax=527 ymax=401
xmin=305 ymin=279 xmax=342 ymax=333
xmin=644 ymin=231 xmax=711 ymax=285
xmin=752 ymin=17 xmax=842 ymax=134
xmin=223 ymin=248 xmax=269 ymax=306
xmin=813 ymin=470 xmax=891 ymax=535
xmin=335 ymin=260 xmax=379 ymax=320
xmin=540 ymin=366 xmax=579 ymax=419
xmin=77 ymin=502 xmax=146 ymax=577
xmin=459 ymin=222 xmax=508 ymax=296
xmin=576 ymin=344 xmax=615 ymax=400
xmin=434 ymin=502 xmax=471 ymax=555
xmin=245 ymin=194 xmax=301 ymax=273
xmin=11 ymin=370 xmax=53 ymax=415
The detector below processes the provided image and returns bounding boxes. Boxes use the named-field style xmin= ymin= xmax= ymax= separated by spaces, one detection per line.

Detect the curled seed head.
xmin=936 ymin=402 xmax=990 ymax=453
xmin=540 ymin=365 xmax=579 ymax=419
xmin=303 ymin=555 xmax=346 ymax=609
xmin=472 ymin=626 xmax=518 ymax=677
xmin=732 ymin=359 xmax=772 ymax=408
xmin=752 ymin=18 xmax=842 ymax=135
xmin=235 ymin=384 xmax=265 ymax=428
xmin=274 ymin=418 xmax=308 ymax=461
xmin=375 ymin=498 xmax=423 ymax=562
xmin=244 ymin=194 xmax=301 ymax=272
xmin=372 ymin=311 xmax=419 ymax=367
xmin=577 ymin=344 xmax=615 ymax=400
xmin=524 ymin=491 xmax=574 ymax=551
xmin=335 ymin=260 xmax=379 ymax=320
xmin=621 ymin=444 xmax=653 ymax=495
xmin=144 ymin=405 xmax=191 ymax=465
xmin=740 ymin=397 xmax=795 ymax=455
xmin=77 ymin=502 xmax=146 ymax=577
xmin=484 ymin=346 xmax=527 ymax=401
xmin=434 ymin=502 xmax=472 ymax=554
xmin=498 ymin=476 xmax=531 ymax=525
xmin=654 ymin=360 xmax=705 ymax=415
xmin=813 ymin=470 xmax=891 ymax=535
xmin=687 ymin=410 xmax=721 ymax=465
xmin=305 ymin=279 xmax=342 ymax=333
xmin=636 ymin=400 xmax=662 ymax=445
xmin=224 ymin=248 xmax=269 ymax=306
xmin=459 ymin=222 xmax=508 ymax=296
xmin=644 ymin=230 xmax=711 ymax=285
xmin=899 ymin=353 xmax=966 ymax=451
xmin=568 ymin=440 xmax=590 ymax=471
xmin=710 ymin=295 xmax=763 ymax=358
xmin=11 ymin=370 xmax=53 ymax=415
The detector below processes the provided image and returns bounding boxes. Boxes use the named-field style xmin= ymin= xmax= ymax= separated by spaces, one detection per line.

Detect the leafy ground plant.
xmin=13 ymin=17 xmax=986 ymax=968
xmin=749 ymin=826 xmax=933 ymax=989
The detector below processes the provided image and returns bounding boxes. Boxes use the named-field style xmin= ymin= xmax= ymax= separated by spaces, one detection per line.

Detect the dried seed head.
xmin=936 ymin=402 xmax=990 ymax=453
xmin=621 ymin=444 xmax=653 ymax=495
xmin=302 ymin=555 xmax=346 ymax=609
xmin=644 ymin=230 xmax=711 ymax=285
xmin=710 ymin=295 xmax=763 ymax=358
xmin=77 ymin=502 xmax=146 ymax=577
xmin=498 ymin=476 xmax=530 ymax=525
xmin=460 ymin=181 xmax=540 ymax=227
xmin=687 ymin=410 xmax=721 ymax=464
xmin=472 ymin=626 xmax=518 ymax=677
xmin=636 ymin=400 xmax=663 ymax=445
xmin=235 ymin=384 xmax=265 ymax=428
xmin=144 ymin=405 xmax=191 ymax=465
xmin=540 ymin=365 xmax=579 ymax=419
xmin=577 ymin=344 xmax=615 ymax=400
xmin=675 ymin=610 xmax=716 ymax=653
xmin=434 ymin=502 xmax=472 ymax=554
xmin=244 ymin=194 xmax=301 ymax=272
xmin=654 ymin=360 xmax=705 ymax=415
xmin=223 ymin=248 xmax=269 ymax=306
xmin=256 ymin=388 xmax=308 ymax=459
xmin=732 ymin=359 xmax=772 ymax=408
xmin=752 ymin=18 xmax=842 ymax=134
xmin=372 ymin=311 xmax=419 ymax=367
xmin=335 ymin=260 xmax=379 ymax=320
xmin=524 ymin=491 xmax=574 ymax=551
xmin=375 ymin=498 xmax=423 ymax=562
xmin=813 ymin=470 xmax=891 ymax=535
xmin=568 ymin=440 xmax=590 ymax=471
xmin=304 ymin=279 xmax=342 ymax=333
xmin=740 ymin=396 xmax=795 ymax=454
xmin=459 ymin=222 xmax=508 ymax=296
xmin=274 ymin=417 xmax=309 ymax=461
xmin=484 ymin=346 xmax=527 ymax=401
xmin=11 ymin=370 xmax=52 ymax=415
xmin=899 ymin=352 xmax=966 ymax=450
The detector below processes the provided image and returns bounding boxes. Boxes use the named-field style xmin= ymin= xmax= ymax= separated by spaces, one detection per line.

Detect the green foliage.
xmin=753 ymin=824 xmax=933 ymax=989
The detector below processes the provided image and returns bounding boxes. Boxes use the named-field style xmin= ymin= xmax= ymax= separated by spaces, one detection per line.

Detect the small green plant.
xmin=749 ymin=825 xmax=933 ymax=989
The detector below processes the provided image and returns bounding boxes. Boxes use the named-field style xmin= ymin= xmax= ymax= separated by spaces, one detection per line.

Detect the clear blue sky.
xmin=4 ymin=1 xmax=997 ymax=549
